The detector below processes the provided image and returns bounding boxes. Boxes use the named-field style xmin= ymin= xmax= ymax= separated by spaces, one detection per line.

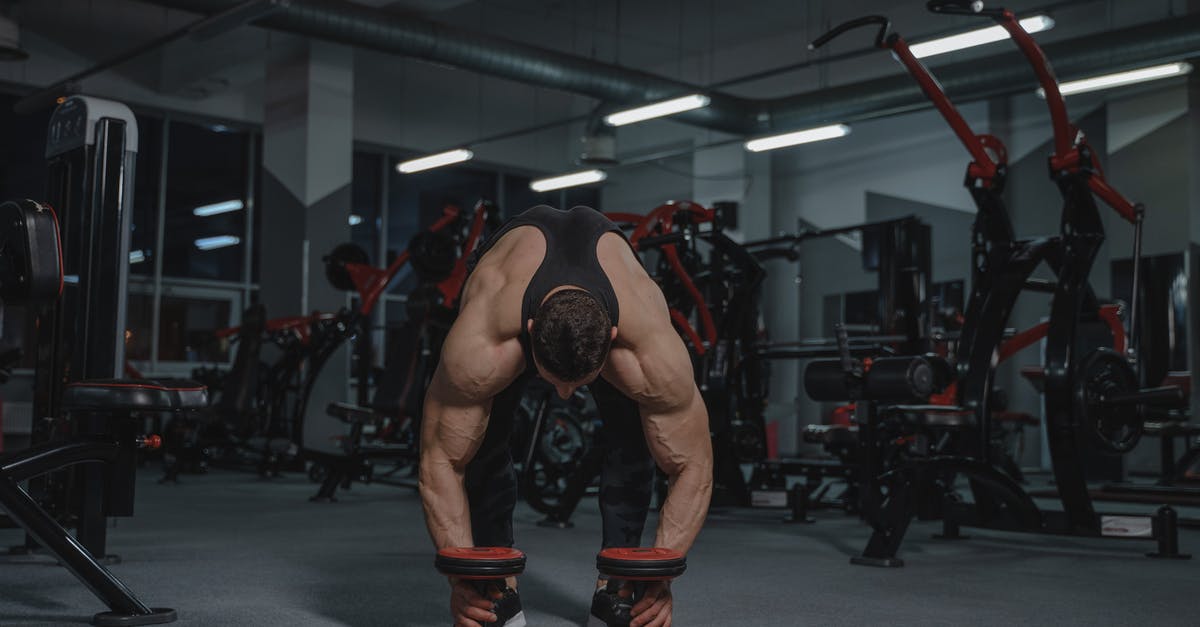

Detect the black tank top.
xmin=468 ymin=205 xmax=628 ymax=363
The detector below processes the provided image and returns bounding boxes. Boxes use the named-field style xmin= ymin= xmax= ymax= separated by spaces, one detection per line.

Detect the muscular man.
xmin=420 ymin=205 xmax=712 ymax=627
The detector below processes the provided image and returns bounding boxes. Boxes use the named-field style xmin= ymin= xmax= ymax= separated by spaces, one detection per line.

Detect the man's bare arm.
xmin=419 ymin=293 xmax=524 ymax=549
xmin=607 ymin=331 xmax=713 ymax=554
xmin=642 ymin=348 xmax=713 ymax=553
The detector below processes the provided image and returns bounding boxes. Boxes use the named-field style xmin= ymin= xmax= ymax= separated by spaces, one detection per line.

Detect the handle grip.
xmin=810 ymin=15 xmax=890 ymax=51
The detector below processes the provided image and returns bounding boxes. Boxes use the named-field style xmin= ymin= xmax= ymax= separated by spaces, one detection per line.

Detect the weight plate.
xmin=1074 ymin=348 xmax=1142 ymax=454
xmin=408 ymin=230 xmax=458 ymax=283
xmin=324 ymin=243 xmax=370 ymax=291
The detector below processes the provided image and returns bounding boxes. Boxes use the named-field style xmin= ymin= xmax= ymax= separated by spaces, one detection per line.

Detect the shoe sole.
xmin=503 ymin=611 xmax=527 ymax=627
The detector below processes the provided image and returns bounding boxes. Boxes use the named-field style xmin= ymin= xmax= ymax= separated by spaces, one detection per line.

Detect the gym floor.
xmin=0 ymin=470 xmax=1195 ymax=626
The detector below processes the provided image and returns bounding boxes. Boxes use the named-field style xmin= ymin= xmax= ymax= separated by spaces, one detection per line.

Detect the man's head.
xmin=528 ymin=288 xmax=616 ymax=398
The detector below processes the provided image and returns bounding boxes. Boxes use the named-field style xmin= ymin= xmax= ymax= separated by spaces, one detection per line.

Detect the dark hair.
xmin=530 ymin=289 xmax=612 ymax=382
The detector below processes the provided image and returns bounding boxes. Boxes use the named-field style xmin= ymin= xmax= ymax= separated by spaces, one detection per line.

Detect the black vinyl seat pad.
xmin=63 ymin=378 xmax=208 ymax=412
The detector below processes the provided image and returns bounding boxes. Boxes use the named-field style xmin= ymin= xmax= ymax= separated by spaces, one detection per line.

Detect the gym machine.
xmin=0 ymin=95 xmax=209 ymax=625
xmin=15 ymin=95 xmax=141 ymax=560
xmin=309 ymin=200 xmax=497 ymax=500
xmin=746 ymin=216 xmax=934 ymax=515
xmin=803 ymin=5 xmax=1187 ymax=566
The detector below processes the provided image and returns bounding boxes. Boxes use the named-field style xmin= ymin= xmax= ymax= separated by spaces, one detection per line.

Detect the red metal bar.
xmin=888 ymin=34 xmax=1000 ymax=179
xmin=437 ymin=200 xmax=493 ymax=307
xmin=669 ymin=308 xmax=706 ymax=356
xmin=358 ymin=204 xmax=463 ymax=314
xmin=993 ymin=10 xmax=1072 ymax=159
xmin=994 ymin=10 xmax=1139 ymax=224
xmin=997 ymin=320 xmax=1049 ymax=363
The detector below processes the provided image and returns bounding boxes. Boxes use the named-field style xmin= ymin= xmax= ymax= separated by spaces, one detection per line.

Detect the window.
xmin=126 ymin=289 xmax=155 ymax=363
xmin=162 ymin=120 xmax=250 ymax=281
xmin=386 ymin=162 xmax=497 ymax=294
xmin=352 ymin=152 xmax=383 ymax=265
xmin=157 ymin=292 xmax=235 ymax=363
xmin=0 ymin=94 xmax=51 ymax=202
xmin=130 ymin=115 xmax=163 ymax=275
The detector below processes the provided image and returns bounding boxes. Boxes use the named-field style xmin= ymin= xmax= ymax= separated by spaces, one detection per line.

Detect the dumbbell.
xmin=593 ymin=548 xmax=687 ymax=626
xmin=435 ymin=547 xmax=526 ymax=625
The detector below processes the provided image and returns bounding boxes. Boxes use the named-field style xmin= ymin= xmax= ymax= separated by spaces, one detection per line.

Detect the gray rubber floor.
xmin=0 ymin=469 xmax=1196 ymax=626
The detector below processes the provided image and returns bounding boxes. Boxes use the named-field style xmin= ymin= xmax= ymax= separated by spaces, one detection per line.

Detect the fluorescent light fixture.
xmin=530 ymin=169 xmax=608 ymax=192
xmin=397 ymin=148 xmax=474 ymax=174
xmin=1038 ymin=61 xmax=1194 ymax=98
xmin=604 ymin=94 xmax=712 ymax=126
xmin=129 ymin=250 xmax=146 ymax=264
xmin=195 ymin=235 xmax=241 ymax=251
xmin=348 ymin=214 xmax=364 ymax=226
xmin=744 ymin=124 xmax=851 ymax=153
xmin=910 ymin=14 xmax=1054 ymax=59
xmin=193 ymin=199 xmax=245 ymax=216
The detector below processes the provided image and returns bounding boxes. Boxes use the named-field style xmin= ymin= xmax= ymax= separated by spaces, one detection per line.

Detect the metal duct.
xmin=144 ymin=0 xmax=1200 ymax=137
xmin=145 ymin=0 xmax=759 ymax=134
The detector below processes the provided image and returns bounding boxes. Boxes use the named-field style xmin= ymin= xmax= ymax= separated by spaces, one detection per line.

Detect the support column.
xmin=261 ymin=40 xmax=354 ymax=453
xmin=1188 ymin=67 xmax=1200 ymax=421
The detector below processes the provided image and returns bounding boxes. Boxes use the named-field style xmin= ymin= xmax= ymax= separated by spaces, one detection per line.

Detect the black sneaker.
xmin=491 ymin=587 xmax=526 ymax=627
xmin=588 ymin=583 xmax=633 ymax=627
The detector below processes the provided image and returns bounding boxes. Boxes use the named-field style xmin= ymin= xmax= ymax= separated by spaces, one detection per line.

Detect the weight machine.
xmin=803 ymin=3 xmax=1188 ymax=566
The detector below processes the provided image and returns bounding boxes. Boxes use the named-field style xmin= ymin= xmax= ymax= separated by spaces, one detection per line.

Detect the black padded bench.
xmin=0 ymin=378 xmax=206 ymax=626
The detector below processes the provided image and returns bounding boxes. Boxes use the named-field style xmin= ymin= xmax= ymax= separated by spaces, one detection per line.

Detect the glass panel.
xmin=352 ymin=152 xmax=382 ymax=265
xmin=563 ymin=186 xmax=602 ymax=211
xmin=503 ymin=174 xmax=538 ymax=220
xmin=163 ymin=121 xmax=249 ymax=281
xmin=387 ymin=162 xmax=497 ymax=294
xmin=251 ymin=134 xmax=263 ymax=284
xmin=125 ymin=290 xmax=155 ymax=362
xmin=130 ymin=115 xmax=162 ymax=275
xmin=0 ymin=94 xmax=51 ymax=201
xmin=158 ymin=294 xmax=233 ymax=362
xmin=0 ymin=305 xmax=39 ymax=369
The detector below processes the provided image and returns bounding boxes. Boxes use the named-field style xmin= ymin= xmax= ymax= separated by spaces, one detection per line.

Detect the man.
xmin=420 ymin=205 xmax=713 ymax=627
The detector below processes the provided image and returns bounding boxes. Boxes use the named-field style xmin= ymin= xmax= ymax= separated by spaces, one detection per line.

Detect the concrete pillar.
xmin=261 ymin=40 xmax=354 ymax=453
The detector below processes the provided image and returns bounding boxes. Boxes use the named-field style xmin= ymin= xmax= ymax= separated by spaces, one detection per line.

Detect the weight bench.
xmin=1 ymin=378 xmax=206 ymax=626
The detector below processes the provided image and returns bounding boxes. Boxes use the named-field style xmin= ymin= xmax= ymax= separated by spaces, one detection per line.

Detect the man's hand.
xmin=448 ymin=577 xmax=498 ymax=627
xmin=631 ymin=581 xmax=672 ymax=627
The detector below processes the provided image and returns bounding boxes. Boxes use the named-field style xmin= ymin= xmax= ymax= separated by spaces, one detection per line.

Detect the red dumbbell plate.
xmin=435 ymin=547 xmax=526 ymax=580
xmin=596 ymin=547 xmax=687 ymax=581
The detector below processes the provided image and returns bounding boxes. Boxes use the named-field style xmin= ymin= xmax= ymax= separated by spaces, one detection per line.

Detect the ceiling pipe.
xmin=142 ymin=0 xmax=759 ymax=134
xmin=140 ymin=0 xmax=1200 ymax=137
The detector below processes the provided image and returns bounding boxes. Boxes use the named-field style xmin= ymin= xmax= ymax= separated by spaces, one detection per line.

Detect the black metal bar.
xmin=0 ymin=441 xmax=118 ymax=483
xmin=1105 ymin=386 xmax=1185 ymax=407
xmin=0 ymin=477 xmax=152 ymax=616
xmin=1023 ymin=278 xmax=1058 ymax=293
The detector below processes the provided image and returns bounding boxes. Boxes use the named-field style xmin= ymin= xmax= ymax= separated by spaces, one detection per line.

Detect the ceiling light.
xmin=604 ymin=94 xmax=712 ymax=126
xmin=193 ymin=199 xmax=244 ymax=216
xmin=744 ymin=124 xmax=851 ymax=153
xmin=397 ymin=148 xmax=474 ymax=174
xmin=348 ymin=214 xmax=363 ymax=226
xmin=195 ymin=235 xmax=241 ymax=251
xmin=530 ymin=169 xmax=608 ymax=192
xmin=909 ymin=14 xmax=1055 ymax=59
xmin=1038 ymin=62 xmax=1194 ymax=98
